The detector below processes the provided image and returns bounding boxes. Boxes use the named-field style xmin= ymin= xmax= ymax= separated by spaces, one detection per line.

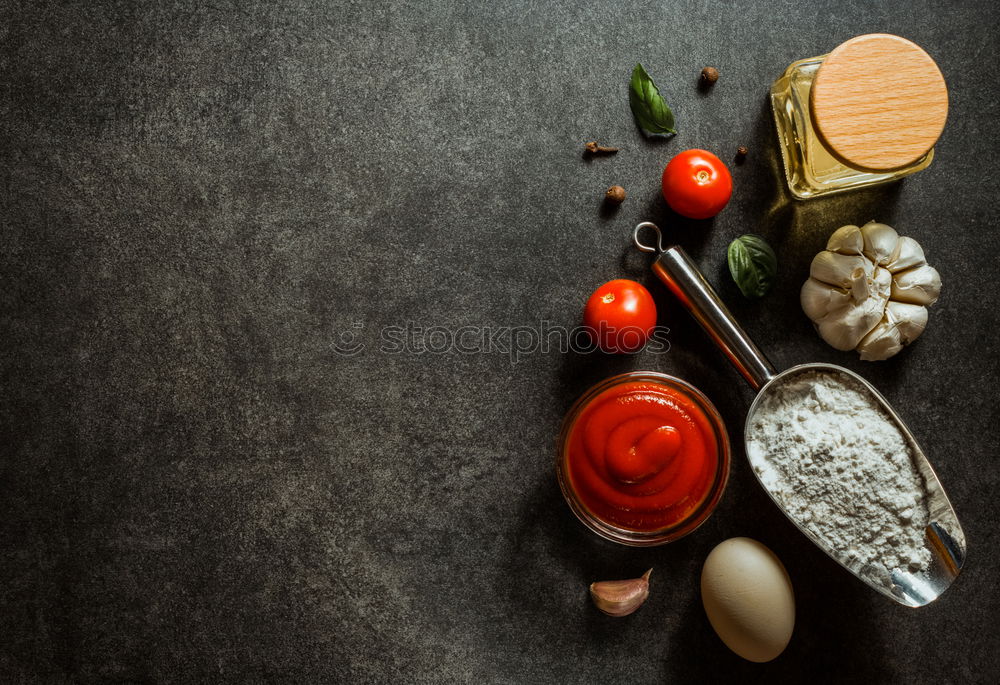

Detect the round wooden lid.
xmin=811 ymin=34 xmax=948 ymax=171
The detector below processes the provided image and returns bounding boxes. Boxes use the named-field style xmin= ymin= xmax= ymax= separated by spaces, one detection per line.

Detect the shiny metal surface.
xmin=649 ymin=244 xmax=776 ymax=390
xmin=638 ymin=224 xmax=966 ymax=606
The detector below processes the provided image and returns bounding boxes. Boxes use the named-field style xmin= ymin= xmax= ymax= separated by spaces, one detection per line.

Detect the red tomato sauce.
xmin=563 ymin=380 xmax=719 ymax=532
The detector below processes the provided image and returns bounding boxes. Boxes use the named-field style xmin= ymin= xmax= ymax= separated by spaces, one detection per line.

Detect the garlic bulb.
xmin=800 ymin=222 xmax=941 ymax=361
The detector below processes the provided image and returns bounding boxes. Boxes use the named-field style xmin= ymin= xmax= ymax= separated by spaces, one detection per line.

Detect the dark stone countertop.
xmin=2 ymin=1 xmax=998 ymax=682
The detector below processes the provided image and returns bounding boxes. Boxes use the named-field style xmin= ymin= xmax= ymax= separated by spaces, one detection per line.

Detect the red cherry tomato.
xmin=661 ymin=149 xmax=733 ymax=219
xmin=583 ymin=279 xmax=657 ymax=354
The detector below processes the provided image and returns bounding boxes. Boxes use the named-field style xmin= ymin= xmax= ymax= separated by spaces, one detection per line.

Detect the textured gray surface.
xmin=2 ymin=0 xmax=999 ymax=682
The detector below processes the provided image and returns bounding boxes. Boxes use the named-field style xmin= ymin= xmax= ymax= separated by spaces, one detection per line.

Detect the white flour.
xmin=746 ymin=370 xmax=930 ymax=586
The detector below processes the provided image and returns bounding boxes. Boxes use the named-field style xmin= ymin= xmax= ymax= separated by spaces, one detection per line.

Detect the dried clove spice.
xmin=585 ymin=141 xmax=619 ymax=155
xmin=605 ymin=185 xmax=626 ymax=205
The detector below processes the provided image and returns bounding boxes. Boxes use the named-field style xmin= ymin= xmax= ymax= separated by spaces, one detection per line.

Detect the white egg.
xmin=700 ymin=537 xmax=795 ymax=662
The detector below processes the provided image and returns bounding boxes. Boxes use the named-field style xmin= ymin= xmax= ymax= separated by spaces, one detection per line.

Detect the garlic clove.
xmin=590 ymin=568 xmax=652 ymax=617
xmin=886 ymin=301 xmax=929 ymax=344
xmin=826 ymin=224 xmax=864 ymax=255
xmin=873 ymin=265 xmax=893 ymax=298
xmin=891 ymin=264 xmax=942 ymax=306
xmin=816 ymin=300 xmax=883 ymax=351
xmin=800 ymin=277 xmax=851 ymax=321
xmin=855 ymin=302 xmax=928 ymax=360
xmin=809 ymin=251 xmax=873 ymax=290
xmin=860 ymin=222 xmax=900 ymax=266
xmin=856 ymin=319 xmax=903 ymax=361
xmin=885 ymin=236 xmax=927 ymax=273
xmin=817 ymin=319 xmax=869 ymax=351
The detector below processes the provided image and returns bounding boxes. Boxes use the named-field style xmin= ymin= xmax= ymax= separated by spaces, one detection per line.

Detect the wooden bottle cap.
xmin=811 ymin=34 xmax=948 ymax=171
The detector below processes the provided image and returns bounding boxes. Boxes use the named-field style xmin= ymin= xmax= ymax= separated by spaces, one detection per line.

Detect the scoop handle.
xmin=652 ymin=245 xmax=776 ymax=390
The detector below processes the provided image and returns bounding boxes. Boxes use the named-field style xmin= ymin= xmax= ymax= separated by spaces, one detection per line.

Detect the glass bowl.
xmin=556 ymin=371 xmax=730 ymax=546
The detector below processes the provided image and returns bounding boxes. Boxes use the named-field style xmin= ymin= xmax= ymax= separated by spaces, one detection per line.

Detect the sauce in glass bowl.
xmin=556 ymin=372 xmax=730 ymax=546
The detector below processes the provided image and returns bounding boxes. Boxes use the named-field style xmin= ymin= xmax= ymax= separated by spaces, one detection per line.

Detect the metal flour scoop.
xmin=633 ymin=222 xmax=966 ymax=606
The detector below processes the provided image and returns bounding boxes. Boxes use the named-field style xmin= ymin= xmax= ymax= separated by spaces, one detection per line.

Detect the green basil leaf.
xmin=727 ymin=235 xmax=777 ymax=299
xmin=629 ymin=63 xmax=676 ymax=136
